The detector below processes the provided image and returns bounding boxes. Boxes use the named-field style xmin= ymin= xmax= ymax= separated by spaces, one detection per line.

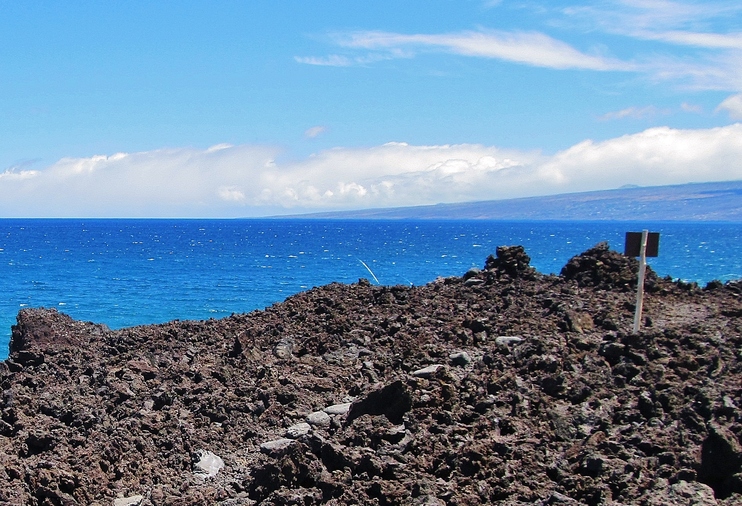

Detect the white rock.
xmin=273 ymin=338 xmax=294 ymax=359
xmin=411 ymin=364 xmax=445 ymax=378
xmin=324 ymin=402 xmax=352 ymax=415
xmin=667 ymin=481 xmax=717 ymax=506
xmin=464 ymin=278 xmax=485 ymax=286
xmin=114 ymin=496 xmax=144 ymax=506
xmin=260 ymin=438 xmax=296 ymax=454
xmin=307 ymin=410 xmax=332 ymax=427
xmin=192 ymin=449 xmax=224 ymax=478
xmin=285 ymin=422 xmax=311 ymax=439
xmin=495 ymin=336 xmax=523 ymax=346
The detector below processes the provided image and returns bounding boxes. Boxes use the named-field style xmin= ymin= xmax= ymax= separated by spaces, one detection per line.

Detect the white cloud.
xmin=2 ymin=125 xmax=741 ymax=217
xmin=0 ymin=144 xmax=280 ymax=217
xmin=562 ymin=1 xmax=742 ymax=35
xmin=218 ymin=186 xmax=246 ymax=202
xmin=294 ymin=55 xmax=352 ymax=67
xmin=716 ymin=94 xmax=742 ymax=119
xmin=329 ymin=29 xmax=634 ymax=71
xmin=536 ymin=124 xmax=742 ymax=192
xmin=681 ymin=102 xmax=703 ymax=113
xmin=295 ymin=51 xmax=404 ymax=67
xmin=642 ymin=30 xmax=742 ymax=49
xmin=0 ymin=168 xmax=38 ymax=181
xmin=296 ymin=3 xmax=742 ymax=93
xmin=207 ymin=143 xmax=233 ymax=153
xmin=304 ymin=125 xmax=327 ymax=139
xmin=599 ymin=105 xmax=668 ymax=120
xmin=556 ymin=1 xmax=742 ymax=90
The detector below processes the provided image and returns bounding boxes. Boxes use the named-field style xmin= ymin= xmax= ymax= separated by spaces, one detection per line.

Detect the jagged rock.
xmin=462 ymin=267 xmax=481 ymax=280
xmin=642 ymin=481 xmax=718 ymax=506
xmin=698 ymin=423 xmax=742 ymax=498
xmin=346 ymin=380 xmax=413 ymax=425
xmin=113 ymin=495 xmax=144 ymax=506
xmin=560 ymin=242 xmax=658 ymax=291
xmin=273 ymin=338 xmax=294 ymax=359
xmin=192 ymin=449 xmax=224 ymax=478
xmin=260 ymin=438 xmax=296 ymax=455
xmin=323 ymin=402 xmax=352 ymax=415
xmin=449 ymin=351 xmax=472 ymax=366
xmin=495 ymin=335 xmax=523 ymax=346
xmin=306 ymin=410 xmax=331 ymax=427
xmin=411 ymin=364 xmax=445 ymax=378
xmin=0 ymin=248 xmax=740 ymax=505
xmin=285 ymin=422 xmax=311 ymax=439
xmin=484 ymin=245 xmax=537 ymax=279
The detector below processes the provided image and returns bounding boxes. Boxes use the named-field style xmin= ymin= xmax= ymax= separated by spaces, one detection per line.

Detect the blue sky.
xmin=1 ymin=0 xmax=741 ymax=217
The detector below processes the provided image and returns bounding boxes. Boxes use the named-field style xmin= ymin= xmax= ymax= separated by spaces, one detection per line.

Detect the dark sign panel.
xmin=624 ymin=232 xmax=660 ymax=257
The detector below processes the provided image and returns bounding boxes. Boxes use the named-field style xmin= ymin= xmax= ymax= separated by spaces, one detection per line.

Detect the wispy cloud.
xmin=599 ymin=105 xmax=669 ymax=120
xmin=295 ymin=51 xmax=402 ymax=67
xmin=297 ymin=1 xmax=742 ymax=93
xmin=304 ymin=125 xmax=327 ymax=139
xmin=681 ymin=102 xmax=703 ymax=113
xmin=716 ymin=94 xmax=742 ymax=119
xmin=561 ymin=1 xmax=742 ymax=35
xmin=294 ymin=55 xmax=352 ymax=67
xmin=2 ymin=125 xmax=741 ymax=217
xmin=640 ymin=30 xmax=742 ymax=49
xmin=319 ymin=29 xmax=635 ymax=71
xmin=557 ymin=1 xmax=742 ymax=90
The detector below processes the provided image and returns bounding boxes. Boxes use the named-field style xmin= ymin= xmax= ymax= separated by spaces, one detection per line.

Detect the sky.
xmin=1 ymin=0 xmax=741 ymax=217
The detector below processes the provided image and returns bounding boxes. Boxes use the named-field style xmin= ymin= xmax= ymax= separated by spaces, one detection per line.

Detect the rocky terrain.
xmin=1 ymin=243 xmax=741 ymax=505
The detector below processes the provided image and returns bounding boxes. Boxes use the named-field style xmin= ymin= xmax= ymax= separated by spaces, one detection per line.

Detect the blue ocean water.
xmin=1 ymin=219 xmax=741 ymax=360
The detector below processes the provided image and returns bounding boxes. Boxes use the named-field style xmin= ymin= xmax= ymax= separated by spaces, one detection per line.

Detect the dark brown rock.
xmin=0 ymin=246 xmax=740 ymax=504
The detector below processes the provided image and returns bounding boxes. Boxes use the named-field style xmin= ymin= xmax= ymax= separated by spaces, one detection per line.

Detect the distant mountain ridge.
xmin=285 ymin=180 xmax=742 ymax=222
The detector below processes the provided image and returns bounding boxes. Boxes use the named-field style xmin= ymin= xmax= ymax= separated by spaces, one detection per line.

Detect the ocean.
xmin=2 ymin=219 xmax=741 ymax=360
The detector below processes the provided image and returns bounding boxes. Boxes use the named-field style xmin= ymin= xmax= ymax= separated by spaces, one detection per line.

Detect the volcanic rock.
xmin=0 ymin=244 xmax=741 ymax=505
xmin=560 ymin=241 xmax=658 ymax=291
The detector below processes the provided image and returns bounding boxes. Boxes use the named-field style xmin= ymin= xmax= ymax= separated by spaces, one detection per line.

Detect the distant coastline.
xmin=278 ymin=180 xmax=742 ymax=222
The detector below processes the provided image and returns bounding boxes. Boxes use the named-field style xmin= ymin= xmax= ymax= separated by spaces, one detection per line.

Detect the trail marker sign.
xmin=624 ymin=230 xmax=660 ymax=334
xmin=624 ymin=232 xmax=660 ymax=257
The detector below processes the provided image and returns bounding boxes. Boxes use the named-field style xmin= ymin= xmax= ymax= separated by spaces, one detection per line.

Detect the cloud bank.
xmin=2 ymin=124 xmax=741 ymax=217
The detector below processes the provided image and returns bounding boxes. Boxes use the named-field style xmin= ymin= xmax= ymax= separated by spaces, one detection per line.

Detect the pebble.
xmin=449 ymin=351 xmax=472 ymax=366
xmin=113 ymin=496 xmax=144 ymax=506
xmin=411 ymin=364 xmax=445 ymax=378
xmin=464 ymin=278 xmax=485 ymax=287
xmin=462 ymin=267 xmax=481 ymax=280
xmin=495 ymin=336 xmax=523 ymax=346
xmin=324 ymin=402 xmax=352 ymax=415
xmin=273 ymin=338 xmax=294 ymax=359
xmin=192 ymin=449 xmax=224 ymax=478
xmin=285 ymin=422 xmax=311 ymax=439
xmin=545 ymin=491 xmax=579 ymax=504
xmin=260 ymin=438 xmax=296 ymax=455
xmin=306 ymin=410 xmax=332 ymax=427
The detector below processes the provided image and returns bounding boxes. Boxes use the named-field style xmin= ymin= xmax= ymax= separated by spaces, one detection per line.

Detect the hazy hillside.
xmin=287 ymin=180 xmax=742 ymax=221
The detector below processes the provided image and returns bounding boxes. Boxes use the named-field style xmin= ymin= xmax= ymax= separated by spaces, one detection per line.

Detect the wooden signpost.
xmin=624 ymin=231 xmax=660 ymax=334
